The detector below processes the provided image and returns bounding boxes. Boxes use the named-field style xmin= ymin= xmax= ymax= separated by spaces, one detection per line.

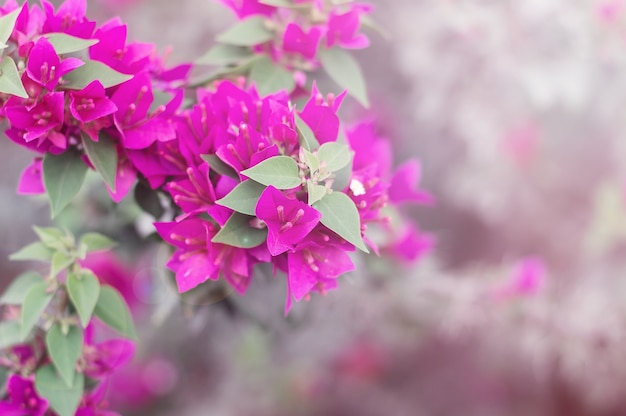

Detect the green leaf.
xmin=134 ymin=181 xmax=165 ymax=219
xmin=0 ymin=9 xmax=19 ymax=47
xmin=248 ymin=55 xmax=295 ymax=96
xmin=301 ymin=149 xmax=319 ymax=173
xmin=43 ymin=150 xmax=88 ymax=218
xmin=20 ymin=282 xmax=54 ymax=341
xmin=317 ymin=142 xmax=352 ymax=173
xmin=62 ymin=60 xmax=132 ymax=89
xmin=259 ymin=0 xmax=292 ymax=6
xmin=9 ymin=241 xmax=54 ymax=261
xmin=45 ymin=33 xmax=98 ymax=54
xmin=295 ymin=113 xmax=319 ymax=151
xmin=307 ymin=180 xmax=327 ymax=205
xmin=216 ymin=180 xmax=266 ymax=216
xmin=50 ymin=251 xmax=74 ymax=278
xmin=241 ymin=156 xmax=302 ymax=189
xmin=80 ymin=232 xmax=116 ymax=252
xmin=0 ymin=321 xmax=21 ymax=349
xmin=0 ymin=57 xmax=28 ymax=98
xmin=67 ymin=270 xmax=101 ymax=328
xmin=94 ymin=285 xmax=137 ymax=340
xmin=197 ymin=44 xmax=253 ymax=66
xmin=331 ymin=157 xmax=353 ymax=192
xmin=201 ymin=154 xmax=239 ymax=180
xmin=217 ymin=16 xmax=274 ymax=46
xmin=46 ymin=324 xmax=83 ymax=387
xmin=313 ymin=192 xmax=368 ymax=252
xmin=82 ymin=131 xmax=118 ymax=191
xmin=33 ymin=226 xmax=67 ymax=249
xmin=318 ymin=47 xmax=369 ymax=107
xmin=35 ymin=365 xmax=84 ymax=416
xmin=0 ymin=271 xmax=42 ymax=305
xmin=212 ymin=213 xmax=268 ymax=248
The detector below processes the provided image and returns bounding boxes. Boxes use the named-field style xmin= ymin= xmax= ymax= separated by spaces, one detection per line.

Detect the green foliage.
xmin=50 ymin=251 xmax=74 ymax=278
xmin=202 ymin=154 xmax=239 ymax=180
xmin=248 ymin=55 xmax=295 ymax=96
xmin=46 ymin=33 xmax=98 ymax=54
xmin=62 ymin=60 xmax=132 ymax=89
xmin=217 ymin=16 xmax=274 ymax=46
xmin=35 ymin=365 xmax=84 ymax=416
xmin=317 ymin=142 xmax=352 ymax=172
xmin=0 ymin=321 xmax=21 ymax=349
xmin=82 ymin=131 xmax=118 ymax=191
xmin=67 ymin=270 xmax=101 ymax=328
xmin=216 ymin=180 xmax=266 ymax=216
xmin=212 ymin=213 xmax=268 ymax=248
xmin=94 ymin=285 xmax=137 ymax=340
xmin=134 ymin=181 xmax=165 ymax=218
xmin=20 ymin=282 xmax=55 ymax=341
xmin=0 ymin=8 xmax=19 ymax=47
xmin=331 ymin=157 xmax=353 ymax=191
xmin=0 ymin=271 xmax=42 ymax=305
xmin=0 ymin=57 xmax=28 ymax=98
xmin=9 ymin=242 xmax=54 ymax=261
xmin=307 ymin=180 xmax=327 ymax=205
xmin=241 ymin=156 xmax=302 ymax=189
xmin=296 ymin=113 xmax=320 ymax=151
xmin=80 ymin=232 xmax=117 ymax=252
xmin=313 ymin=192 xmax=369 ymax=252
xmin=43 ymin=150 xmax=88 ymax=218
xmin=45 ymin=324 xmax=83 ymax=387
xmin=318 ymin=47 xmax=369 ymax=107
xmin=197 ymin=44 xmax=253 ymax=66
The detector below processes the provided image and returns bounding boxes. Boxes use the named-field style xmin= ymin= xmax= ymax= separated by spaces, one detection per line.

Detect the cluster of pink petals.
xmin=219 ymin=0 xmax=373 ymax=69
xmin=0 ymin=0 xmax=188 ymax=202
xmin=151 ymin=79 xmax=432 ymax=312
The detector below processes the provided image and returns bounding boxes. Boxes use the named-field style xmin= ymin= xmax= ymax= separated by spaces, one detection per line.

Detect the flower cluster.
xmin=0 ymin=0 xmax=188 ymax=202
xmin=218 ymin=0 xmax=372 ymax=70
xmin=153 ymin=80 xmax=432 ymax=312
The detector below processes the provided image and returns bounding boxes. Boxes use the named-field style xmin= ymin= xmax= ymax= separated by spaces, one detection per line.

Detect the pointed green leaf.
xmin=318 ymin=47 xmax=369 ymax=107
xmin=20 ymin=282 xmax=54 ymax=340
xmin=0 ymin=272 xmax=42 ymax=305
xmin=302 ymin=149 xmax=319 ymax=173
xmin=62 ymin=60 xmax=132 ymax=90
xmin=197 ymin=44 xmax=253 ymax=66
xmin=241 ymin=156 xmax=302 ymax=189
xmin=0 ymin=321 xmax=21 ymax=349
xmin=0 ymin=9 xmax=19 ymax=47
xmin=33 ymin=226 xmax=68 ymax=250
xmin=9 ymin=242 xmax=54 ymax=261
xmin=217 ymin=16 xmax=274 ymax=46
xmin=0 ymin=57 xmax=28 ymax=98
xmin=35 ymin=365 xmax=84 ymax=416
xmin=51 ymin=251 xmax=74 ymax=278
xmin=317 ymin=142 xmax=352 ymax=172
xmin=94 ymin=285 xmax=137 ymax=340
xmin=80 ymin=232 xmax=116 ymax=252
xmin=295 ymin=113 xmax=319 ymax=151
xmin=307 ymin=180 xmax=327 ymax=205
xmin=216 ymin=180 xmax=266 ymax=216
xmin=45 ymin=33 xmax=98 ymax=54
xmin=313 ymin=191 xmax=368 ymax=252
xmin=259 ymin=0 xmax=292 ymax=6
xmin=43 ymin=150 xmax=88 ymax=218
xmin=248 ymin=55 xmax=295 ymax=96
xmin=67 ymin=270 xmax=101 ymax=328
xmin=46 ymin=324 xmax=83 ymax=387
xmin=82 ymin=131 xmax=118 ymax=190
xmin=212 ymin=213 xmax=268 ymax=248
xmin=202 ymin=154 xmax=239 ymax=180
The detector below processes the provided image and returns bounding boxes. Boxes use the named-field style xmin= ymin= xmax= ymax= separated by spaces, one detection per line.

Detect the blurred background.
xmin=4 ymin=0 xmax=626 ymax=415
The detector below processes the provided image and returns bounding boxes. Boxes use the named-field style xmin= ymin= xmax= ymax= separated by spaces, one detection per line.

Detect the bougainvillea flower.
xmin=105 ymin=153 xmax=137 ymax=203
xmin=209 ymin=242 xmax=253 ymax=295
xmin=493 ymin=257 xmax=546 ymax=299
xmin=256 ymin=185 xmax=322 ymax=256
xmin=5 ymin=91 xmax=65 ymax=146
xmin=26 ymin=36 xmax=83 ymax=90
xmin=84 ymin=338 xmax=136 ymax=379
xmin=166 ymin=164 xmax=221 ymax=221
xmin=326 ymin=6 xmax=371 ymax=49
xmin=154 ymin=219 xmax=219 ymax=292
xmin=346 ymin=121 xmax=392 ymax=176
xmin=298 ymin=83 xmax=346 ymax=144
xmin=17 ymin=157 xmax=45 ymax=195
xmin=76 ymin=383 xmax=121 ymax=416
xmin=388 ymin=160 xmax=434 ymax=205
xmin=381 ymin=223 xmax=434 ymax=264
xmin=70 ymin=81 xmax=117 ymax=124
xmin=42 ymin=0 xmax=96 ymax=38
xmin=0 ymin=374 xmax=49 ymax=416
xmin=218 ymin=0 xmax=275 ymax=18
xmin=282 ymin=23 xmax=323 ymax=60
